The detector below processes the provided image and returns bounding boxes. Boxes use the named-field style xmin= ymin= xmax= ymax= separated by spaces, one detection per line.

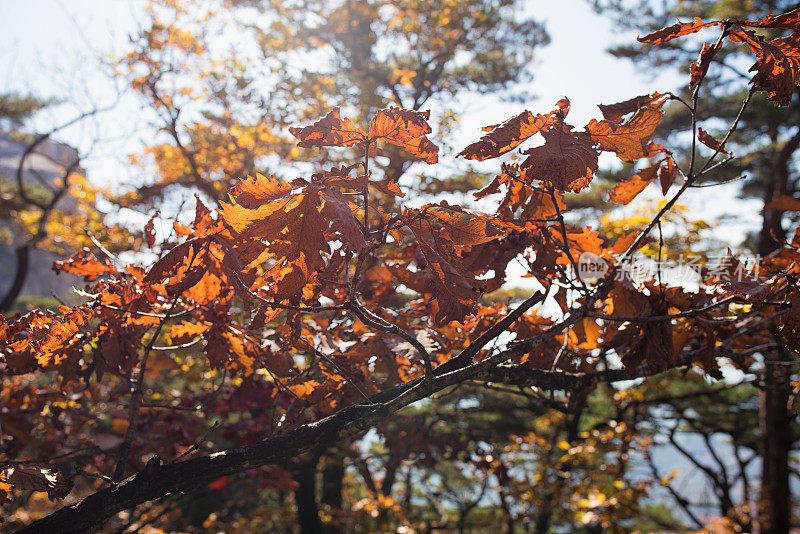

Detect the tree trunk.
xmin=320 ymin=451 xmax=345 ymax=534
xmin=755 ymin=136 xmax=799 ymax=534
xmin=291 ymin=454 xmax=324 ymax=534
xmin=758 ymin=341 xmax=792 ymax=534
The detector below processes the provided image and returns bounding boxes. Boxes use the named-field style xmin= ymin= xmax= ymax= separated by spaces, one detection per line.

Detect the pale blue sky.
xmin=0 ymin=1 xmax=671 ymax=173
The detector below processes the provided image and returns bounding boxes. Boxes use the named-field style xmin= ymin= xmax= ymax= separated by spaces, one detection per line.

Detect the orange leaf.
xmin=229 ymin=173 xmax=293 ymax=208
xmin=457 ymin=98 xmax=569 ymax=161
xmin=729 ymin=29 xmax=800 ymax=106
xmin=586 ymin=96 xmax=665 ymax=162
xmin=170 ymin=321 xmax=210 ymax=341
xmin=608 ymin=163 xmax=660 ymax=204
xmin=425 ymin=204 xmax=503 ymax=246
xmin=368 ymin=107 xmax=439 ymax=163
xmin=53 ymin=249 xmax=118 ymax=282
xmin=289 ymin=107 xmax=366 ymax=148
xmin=638 ymin=18 xmax=719 ymax=45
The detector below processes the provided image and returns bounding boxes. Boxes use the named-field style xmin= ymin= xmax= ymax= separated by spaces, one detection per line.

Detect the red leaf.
xmin=145 ymin=212 xmax=158 ymax=247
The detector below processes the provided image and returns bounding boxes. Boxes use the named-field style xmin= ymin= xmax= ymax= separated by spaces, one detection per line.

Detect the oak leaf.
xmin=457 ymin=98 xmax=569 ymax=161
xmin=608 ymin=162 xmax=660 ymax=204
xmin=368 ymin=107 xmax=438 ymax=163
xmin=586 ymin=97 xmax=665 ymax=162
xmin=53 ymin=249 xmax=118 ymax=282
xmin=638 ymin=18 xmax=719 ymax=45
xmin=697 ymin=127 xmax=730 ymax=154
xmin=520 ymin=124 xmax=598 ymax=192
xmin=289 ymin=107 xmax=365 ymax=148
xmin=729 ymin=29 xmax=800 ymax=106
xmin=691 ymin=43 xmax=716 ymax=86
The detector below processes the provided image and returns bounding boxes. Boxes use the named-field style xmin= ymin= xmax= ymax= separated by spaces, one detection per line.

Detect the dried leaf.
xmin=638 ymin=18 xmax=719 ymax=45
xmin=586 ymin=101 xmax=664 ymax=162
xmin=766 ymin=195 xmax=800 ymax=211
xmin=289 ymin=107 xmax=366 ymax=148
xmin=457 ymin=98 xmax=569 ymax=161
xmin=697 ymin=127 xmax=730 ymax=154
xmin=521 ymin=124 xmax=598 ymax=192
xmin=608 ymin=163 xmax=659 ymax=204
xmin=368 ymin=107 xmax=438 ymax=164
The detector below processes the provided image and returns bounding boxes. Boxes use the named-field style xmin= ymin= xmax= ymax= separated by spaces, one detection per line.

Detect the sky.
xmin=0 ymin=1 xmax=668 ymax=171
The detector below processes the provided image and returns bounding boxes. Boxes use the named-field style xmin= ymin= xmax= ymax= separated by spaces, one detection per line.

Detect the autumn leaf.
xmin=145 ymin=212 xmax=158 ymax=247
xmin=586 ymin=95 xmax=665 ymax=162
xmin=638 ymin=18 xmax=719 ymax=45
xmin=765 ymin=195 xmax=800 ymax=211
xmin=697 ymin=127 xmax=731 ymax=155
xmin=457 ymin=98 xmax=569 ymax=161
xmin=368 ymin=107 xmax=439 ymax=164
xmin=596 ymin=93 xmax=667 ymax=124
xmin=289 ymin=107 xmax=366 ymax=148
xmin=738 ymin=8 xmax=800 ymax=29
xmin=53 ymin=249 xmax=118 ymax=282
xmin=658 ymin=156 xmax=678 ymax=195
xmin=320 ymin=189 xmax=369 ymax=252
xmin=608 ymin=162 xmax=660 ymax=204
xmin=729 ymin=28 xmax=800 ymax=106
xmin=229 ymin=173 xmax=293 ymax=208
xmin=33 ymin=306 xmax=94 ymax=367
xmin=520 ymin=124 xmax=598 ymax=192
xmin=170 ymin=320 xmax=210 ymax=341
xmin=7 ymin=468 xmax=73 ymax=501
xmin=691 ymin=43 xmax=717 ymax=86
xmin=424 ymin=204 xmax=504 ymax=246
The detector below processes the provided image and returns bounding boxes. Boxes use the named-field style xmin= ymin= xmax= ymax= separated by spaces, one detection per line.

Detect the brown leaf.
xmin=520 ymin=124 xmax=598 ymax=192
xmin=729 ymin=29 xmax=800 ymax=106
xmin=608 ymin=162 xmax=660 ymax=204
xmin=691 ymin=43 xmax=717 ymax=86
xmin=289 ymin=107 xmax=366 ymax=148
xmin=425 ymin=204 xmax=504 ymax=246
xmin=658 ymin=156 xmax=678 ymax=195
xmin=638 ymin=18 xmax=719 ymax=45
xmin=697 ymin=127 xmax=730 ymax=154
xmin=766 ymin=195 xmax=800 ymax=211
xmin=457 ymin=98 xmax=569 ymax=161
xmin=586 ymin=104 xmax=664 ymax=162
xmin=320 ymin=190 xmax=369 ymax=252
xmin=596 ymin=93 xmax=668 ymax=124
xmin=368 ymin=107 xmax=438 ymax=163
xmin=738 ymin=8 xmax=800 ymax=29
xmin=7 ymin=468 xmax=73 ymax=501
xmin=144 ymin=212 xmax=158 ymax=247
